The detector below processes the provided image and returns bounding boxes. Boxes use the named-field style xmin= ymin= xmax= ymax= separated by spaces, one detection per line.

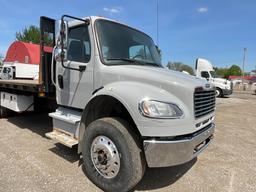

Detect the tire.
xmin=216 ymin=88 xmax=223 ymax=98
xmin=82 ymin=117 xmax=145 ymax=192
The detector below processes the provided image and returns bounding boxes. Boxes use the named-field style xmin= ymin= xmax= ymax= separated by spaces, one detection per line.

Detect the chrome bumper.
xmin=223 ymin=88 xmax=233 ymax=95
xmin=143 ymin=123 xmax=215 ymax=167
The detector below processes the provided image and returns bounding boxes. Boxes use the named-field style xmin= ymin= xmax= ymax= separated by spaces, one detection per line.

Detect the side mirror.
xmin=54 ymin=19 xmax=68 ymax=65
xmin=60 ymin=20 xmax=68 ymax=49
xmin=55 ymin=20 xmax=62 ymax=46
xmin=55 ymin=20 xmax=68 ymax=48
xmin=54 ymin=47 xmax=67 ymax=62
xmin=155 ymin=45 xmax=161 ymax=58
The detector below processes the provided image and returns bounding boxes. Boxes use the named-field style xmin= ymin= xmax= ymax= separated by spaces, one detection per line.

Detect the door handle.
xmin=58 ymin=75 xmax=64 ymax=89
xmin=79 ymin=65 xmax=86 ymax=71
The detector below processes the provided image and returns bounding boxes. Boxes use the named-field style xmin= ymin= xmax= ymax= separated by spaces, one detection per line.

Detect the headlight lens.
xmin=139 ymin=100 xmax=184 ymax=119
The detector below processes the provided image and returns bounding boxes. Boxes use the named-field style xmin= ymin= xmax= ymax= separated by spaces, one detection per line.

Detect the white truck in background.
xmin=195 ymin=58 xmax=233 ymax=97
xmin=251 ymin=82 xmax=256 ymax=94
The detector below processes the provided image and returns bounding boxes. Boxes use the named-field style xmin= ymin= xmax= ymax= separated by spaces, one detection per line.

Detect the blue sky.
xmin=0 ymin=0 xmax=255 ymax=71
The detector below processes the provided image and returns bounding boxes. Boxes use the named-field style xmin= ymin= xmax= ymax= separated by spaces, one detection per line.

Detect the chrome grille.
xmin=194 ymin=89 xmax=215 ymax=118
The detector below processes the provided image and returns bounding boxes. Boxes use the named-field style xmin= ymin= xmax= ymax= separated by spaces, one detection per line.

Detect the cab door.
xmin=56 ymin=23 xmax=94 ymax=109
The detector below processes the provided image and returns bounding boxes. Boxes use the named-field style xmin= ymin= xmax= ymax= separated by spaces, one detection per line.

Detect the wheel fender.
xmin=78 ymin=81 xmax=189 ymax=153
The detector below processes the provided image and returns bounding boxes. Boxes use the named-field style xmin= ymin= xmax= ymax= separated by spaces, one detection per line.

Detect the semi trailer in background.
xmin=195 ymin=58 xmax=233 ymax=97
xmin=0 ymin=15 xmax=215 ymax=192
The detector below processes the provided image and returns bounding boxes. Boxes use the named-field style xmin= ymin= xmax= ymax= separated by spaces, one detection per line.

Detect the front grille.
xmin=194 ymin=89 xmax=216 ymax=118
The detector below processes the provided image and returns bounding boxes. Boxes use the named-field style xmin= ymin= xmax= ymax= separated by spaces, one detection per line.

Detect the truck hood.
xmin=213 ymin=78 xmax=228 ymax=83
xmin=103 ymin=65 xmax=207 ymax=89
xmin=101 ymin=65 xmax=210 ymax=107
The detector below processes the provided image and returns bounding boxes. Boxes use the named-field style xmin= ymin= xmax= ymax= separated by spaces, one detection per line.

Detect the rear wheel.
xmin=82 ymin=117 xmax=145 ymax=192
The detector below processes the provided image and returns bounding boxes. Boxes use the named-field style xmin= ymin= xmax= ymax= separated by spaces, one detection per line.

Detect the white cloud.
xmin=197 ymin=7 xmax=208 ymax=13
xmin=103 ymin=7 xmax=122 ymax=15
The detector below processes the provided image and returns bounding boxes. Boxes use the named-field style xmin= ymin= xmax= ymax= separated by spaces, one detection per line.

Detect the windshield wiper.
xmin=107 ymin=58 xmax=136 ymax=63
xmin=106 ymin=58 xmax=161 ymax=67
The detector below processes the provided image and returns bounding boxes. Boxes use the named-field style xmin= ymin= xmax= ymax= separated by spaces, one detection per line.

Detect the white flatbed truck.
xmin=0 ymin=15 xmax=215 ymax=192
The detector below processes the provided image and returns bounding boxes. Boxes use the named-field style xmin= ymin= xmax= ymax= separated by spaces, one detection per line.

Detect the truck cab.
xmin=196 ymin=58 xmax=233 ymax=97
xmin=0 ymin=15 xmax=215 ymax=192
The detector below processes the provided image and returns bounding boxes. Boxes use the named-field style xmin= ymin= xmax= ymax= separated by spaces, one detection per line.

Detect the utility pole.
xmin=156 ymin=0 xmax=159 ymax=46
xmin=242 ymin=48 xmax=247 ymax=91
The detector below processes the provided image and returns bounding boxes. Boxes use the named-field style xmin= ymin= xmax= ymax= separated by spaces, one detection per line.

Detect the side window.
xmin=67 ymin=25 xmax=91 ymax=63
xmin=129 ymin=45 xmax=144 ymax=59
xmin=145 ymin=46 xmax=153 ymax=60
xmin=102 ymin=46 xmax=109 ymax=58
xmin=201 ymin=71 xmax=210 ymax=78
xmin=129 ymin=45 xmax=152 ymax=61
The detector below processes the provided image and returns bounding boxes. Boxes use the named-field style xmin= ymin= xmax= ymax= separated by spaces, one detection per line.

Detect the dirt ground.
xmin=0 ymin=91 xmax=255 ymax=192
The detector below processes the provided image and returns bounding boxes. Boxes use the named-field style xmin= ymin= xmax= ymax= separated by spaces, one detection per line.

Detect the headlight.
xmin=139 ymin=100 xmax=184 ymax=119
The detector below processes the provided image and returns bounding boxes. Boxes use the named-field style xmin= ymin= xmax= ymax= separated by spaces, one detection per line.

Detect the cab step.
xmin=47 ymin=107 xmax=82 ymax=147
xmin=45 ymin=130 xmax=78 ymax=148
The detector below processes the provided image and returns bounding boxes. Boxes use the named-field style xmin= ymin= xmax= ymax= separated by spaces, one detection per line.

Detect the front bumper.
xmin=143 ymin=123 xmax=215 ymax=167
xmin=222 ymin=88 xmax=233 ymax=95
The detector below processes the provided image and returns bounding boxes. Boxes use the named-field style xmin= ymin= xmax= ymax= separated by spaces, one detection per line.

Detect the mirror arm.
xmin=59 ymin=15 xmax=89 ymax=72
xmin=61 ymin=15 xmax=90 ymax=25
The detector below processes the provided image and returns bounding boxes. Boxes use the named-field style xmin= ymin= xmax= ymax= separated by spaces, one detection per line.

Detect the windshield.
xmin=96 ymin=20 xmax=162 ymax=67
xmin=210 ymin=71 xmax=218 ymax=78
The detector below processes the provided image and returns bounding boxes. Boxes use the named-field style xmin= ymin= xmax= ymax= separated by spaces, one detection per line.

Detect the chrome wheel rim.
xmin=216 ymin=89 xmax=220 ymax=97
xmin=90 ymin=136 xmax=120 ymax=179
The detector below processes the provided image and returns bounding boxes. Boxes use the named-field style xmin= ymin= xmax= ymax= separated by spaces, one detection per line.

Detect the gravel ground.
xmin=0 ymin=92 xmax=255 ymax=192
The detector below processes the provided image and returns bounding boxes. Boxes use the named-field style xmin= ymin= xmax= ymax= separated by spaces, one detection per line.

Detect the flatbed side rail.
xmin=0 ymin=80 xmax=43 ymax=93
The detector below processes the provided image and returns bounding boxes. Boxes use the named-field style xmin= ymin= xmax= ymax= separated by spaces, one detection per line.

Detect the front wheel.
xmin=216 ymin=88 xmax=223 ymax=98
xmin=82 ymin=117 xmax=145 ymax=192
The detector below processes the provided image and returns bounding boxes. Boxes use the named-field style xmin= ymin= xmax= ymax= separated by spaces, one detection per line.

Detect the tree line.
xmin=16 ymin=25 xmax=53 ymax=46
xmin=166 ymin=61 xmax=243 ymax=78
xmin=213 ymin=65 xmax=243 ymax=78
